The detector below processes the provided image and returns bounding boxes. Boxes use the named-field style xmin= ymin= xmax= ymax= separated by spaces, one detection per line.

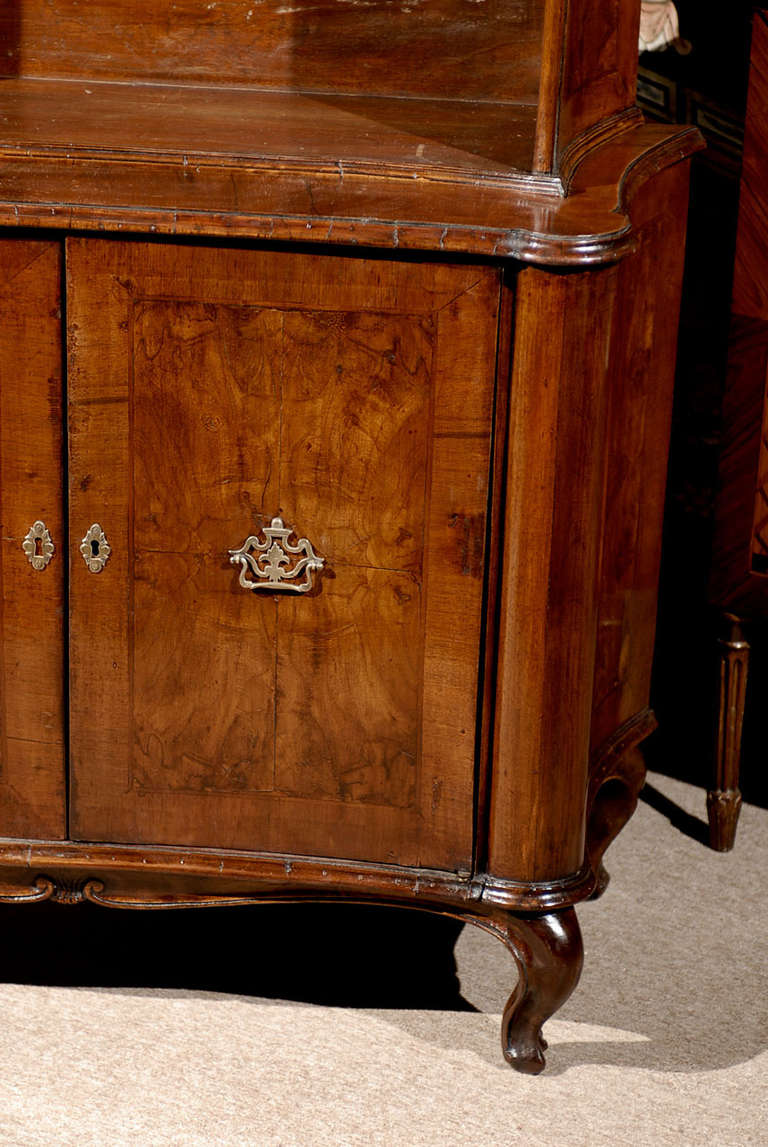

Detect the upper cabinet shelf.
xmin=0 ymin=76 xmax=539 ymax=180
xmin=0 ymin=0 xmax=701 ymax=259
xmin=0 ymin=0 xmax=544 ymax=106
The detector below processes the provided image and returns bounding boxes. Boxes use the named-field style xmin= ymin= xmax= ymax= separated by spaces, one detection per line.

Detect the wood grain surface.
xmin=0 ymin=240 xmax=66 ymax=839
xmin=731 ymin=12 xmax=768 ymax=324
xmin=66 ymin=239 xmax=499 ymax=868
xmin=488 ymin=263 xmax=617 ymax=882
xmin=590 ymin=160 xmax=691 ymax=759
xmin=0 ymin=0 xmax=543 ymax=103
xmin=0 ymin=71 xmax=702 ymax=264
xmin=548 ymin=0 xmax=640 ymax=172
xmin=0 ymin=0 xmax=645 ymax=181
xmin=486 ymin=160 xmax=694 ymax=885
xmin=0 ymin=77 xmax=539 ymax=177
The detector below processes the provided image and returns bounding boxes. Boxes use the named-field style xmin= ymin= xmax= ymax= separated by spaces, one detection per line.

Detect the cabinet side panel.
xmin=590 ymin=161 xmax=691 ymax=755
xmin=488 ymin=264 xmax=617 ymax=882
xmin=0 ymin=240 xmax=66 ymax=839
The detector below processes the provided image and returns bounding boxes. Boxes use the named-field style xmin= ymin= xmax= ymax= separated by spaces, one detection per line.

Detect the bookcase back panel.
xmin=0 ymin=0 xmax=543 ymax=104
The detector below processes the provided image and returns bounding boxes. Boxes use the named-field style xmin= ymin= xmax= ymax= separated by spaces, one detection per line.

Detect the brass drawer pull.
xmin=229 ymin=516 xmax=324 ymax=594
xmin=22 ymin=521 xmax=55 ymax=570
xmin=80 ymin=523 xmax=111 ymax=573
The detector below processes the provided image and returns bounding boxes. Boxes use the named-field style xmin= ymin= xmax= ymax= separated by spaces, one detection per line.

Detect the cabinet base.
xmin=0 ymin=843 xmax=592 ymax=1073
xmin=0 ymin=706 xmax=655 ymax=1078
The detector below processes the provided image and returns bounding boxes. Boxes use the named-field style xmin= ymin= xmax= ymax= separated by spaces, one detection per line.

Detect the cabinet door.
xmin=67 ymin=240 xmax=499 ymax=869
xmin=0 ymin=240 xmax=66 ymax=839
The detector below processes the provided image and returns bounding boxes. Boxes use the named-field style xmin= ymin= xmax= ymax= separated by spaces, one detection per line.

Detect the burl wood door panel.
xmin=0 ymin=240 xmax=66 ymax=839
xmin=67 ymin=240 xmax=499 ymax=868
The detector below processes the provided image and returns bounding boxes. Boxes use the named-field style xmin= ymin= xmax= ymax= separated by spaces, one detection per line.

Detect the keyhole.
xmin=34 ymin=537 xmax=43 ymax=556
xmin=91 ymin=539 xmax=100 ymax=557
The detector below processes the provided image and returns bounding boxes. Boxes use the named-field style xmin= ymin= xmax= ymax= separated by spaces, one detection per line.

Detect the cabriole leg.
xmin=489 ymin=906 xmax=583 ymax=1074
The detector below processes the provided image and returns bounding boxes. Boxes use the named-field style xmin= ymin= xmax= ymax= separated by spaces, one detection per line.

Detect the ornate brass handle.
xmin=229 ymin=516 xmax=324 ymax=594
xmin=80 ymin=523 xmax=111 ymax=573
xmin=22 ymin=521 xmax=54 ymax=570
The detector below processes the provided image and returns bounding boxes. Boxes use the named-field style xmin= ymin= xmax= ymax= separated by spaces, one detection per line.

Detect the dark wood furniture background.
xmin=634 ymin=3 xmax=764 ymax=851
xmin=0 ymin=1 xmax=700 ymax=1072
xmin=708 ymin=9 xmax=768 ymax=850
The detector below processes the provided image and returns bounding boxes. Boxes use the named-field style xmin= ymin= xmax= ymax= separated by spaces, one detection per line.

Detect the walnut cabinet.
xmin=0 ymin=0 xmax=701 ymax=1073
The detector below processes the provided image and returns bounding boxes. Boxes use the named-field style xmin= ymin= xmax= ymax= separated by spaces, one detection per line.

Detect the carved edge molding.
xmin=558 ymin=107 xmax=645 ymax=192
xmin=0 ymin=877 xmax=278 ymax=910
xmin=0 ymin=866 xmax=597 ymax=914
xmin=0 ymin=875 xmax=90 ymax=904
xmin=0 ymin=126 xmax=702 ymax=268
xmin=588 ymin=707 xmax=657 ymax=787
xmin=585 ymin=707 xmax=656 ymax=897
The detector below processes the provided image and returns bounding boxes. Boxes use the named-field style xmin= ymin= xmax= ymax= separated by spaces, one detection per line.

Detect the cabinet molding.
xmin=0 ymin=124 xmax=700 ymax=265
xmin=0 ymin=841 xmax=598 ymax=914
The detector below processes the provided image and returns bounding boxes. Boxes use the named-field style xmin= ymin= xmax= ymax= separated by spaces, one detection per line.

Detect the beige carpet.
xmin=0 ymin=772 xmax=765 ymax=1146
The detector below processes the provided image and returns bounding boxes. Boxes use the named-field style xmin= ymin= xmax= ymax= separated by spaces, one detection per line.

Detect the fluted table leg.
xmin=709 ymin=612 xmax=747 ymax=851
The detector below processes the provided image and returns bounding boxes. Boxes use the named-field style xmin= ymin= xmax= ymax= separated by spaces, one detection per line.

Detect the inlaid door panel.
xmin=67 ymin=239 xmax=499 ymax=868
xmin=0 ymin=240 xmax=66 ymax=839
